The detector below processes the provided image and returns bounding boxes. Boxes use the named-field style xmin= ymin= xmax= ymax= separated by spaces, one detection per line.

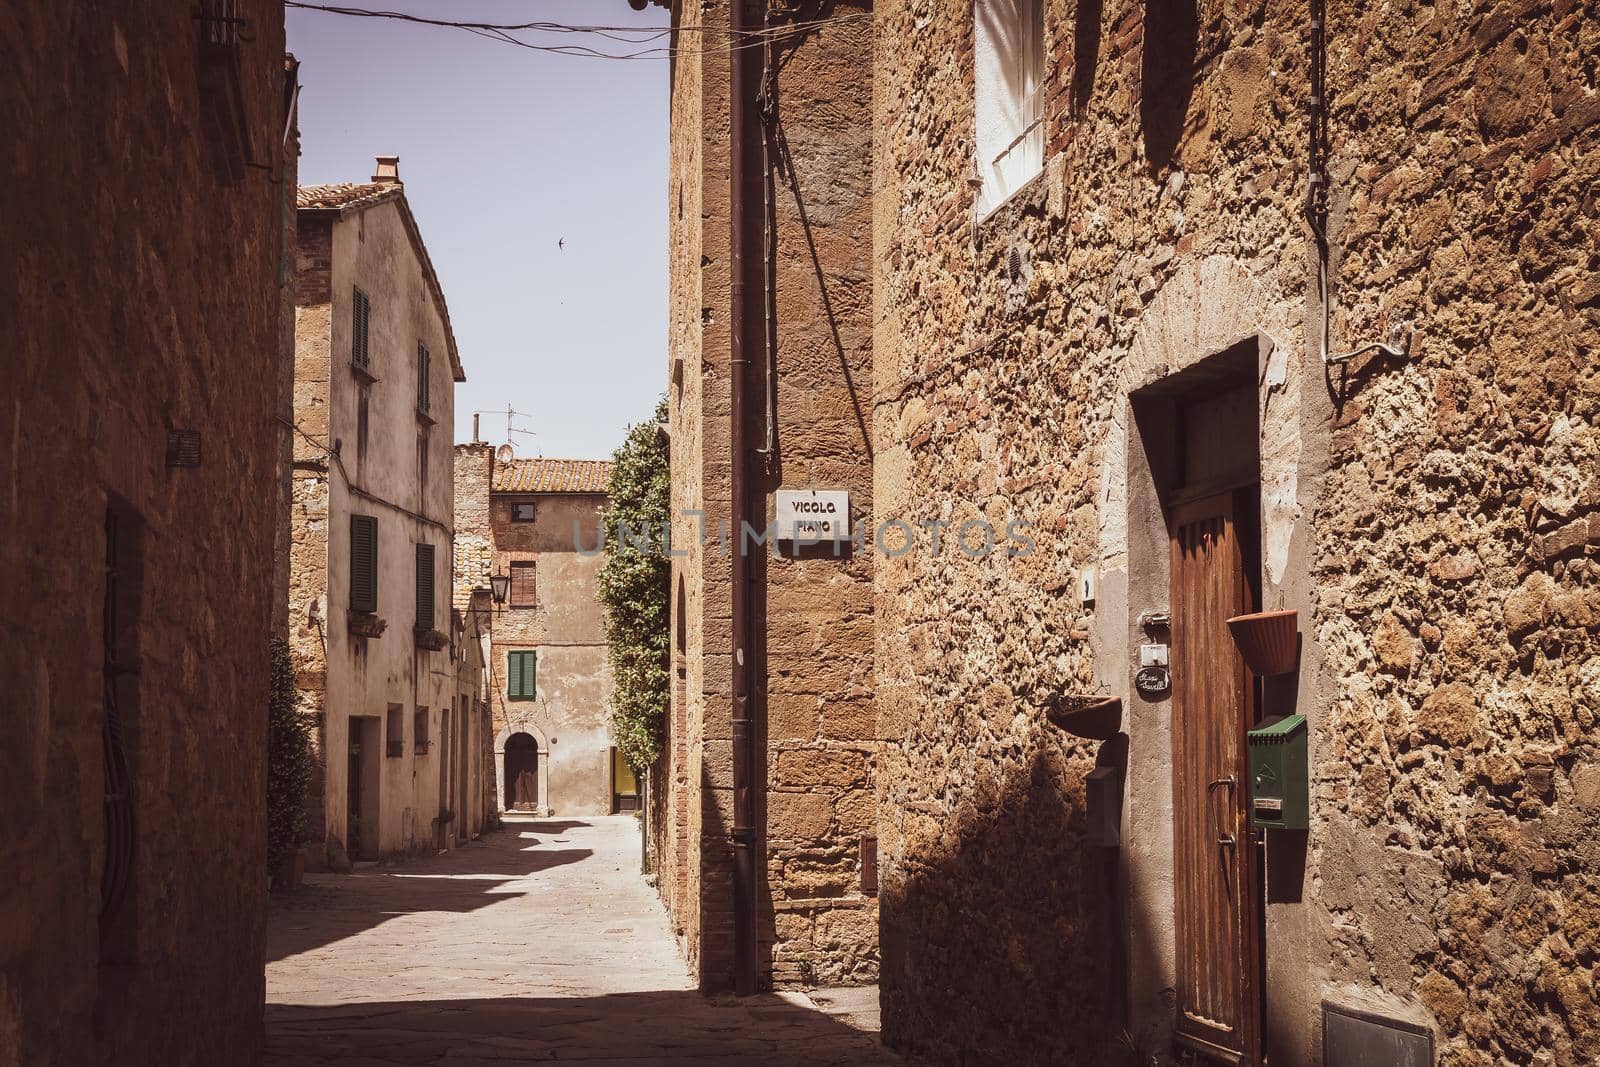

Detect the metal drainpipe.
xmin=727 ymin=0 xmax=766 ymax=998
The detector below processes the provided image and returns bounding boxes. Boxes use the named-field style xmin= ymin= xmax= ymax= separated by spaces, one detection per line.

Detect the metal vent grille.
xmin=165 ymin=430 xmax=202 ymax=468
xmin=1008 ymin=247 xmax=1024 ymax=283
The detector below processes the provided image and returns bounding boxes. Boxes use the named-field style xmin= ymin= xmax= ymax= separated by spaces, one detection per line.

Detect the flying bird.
xmin=558 ymin=237 xmax=565 ymax=250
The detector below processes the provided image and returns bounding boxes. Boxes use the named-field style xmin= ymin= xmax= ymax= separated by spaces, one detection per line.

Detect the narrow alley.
xmin=265 ymin=815 xmax=896 ymax=1065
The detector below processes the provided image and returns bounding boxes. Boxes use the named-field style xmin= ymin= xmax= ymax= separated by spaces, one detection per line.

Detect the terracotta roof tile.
xmin=493 ymin=458 xmax=612 ymax=495
xmin=296 ymin=182 xmax=403 ymax=212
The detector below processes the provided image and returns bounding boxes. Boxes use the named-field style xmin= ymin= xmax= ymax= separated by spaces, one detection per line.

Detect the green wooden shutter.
xmin=507 ymin=651 xmax=537 ymax=701
xmin=352 ymin=288 xmax=370 ymax=369
xmin=415 ymin=543 xmax=436 ymax=630
xmin=349 ymin=515 xmax=378 ymax=612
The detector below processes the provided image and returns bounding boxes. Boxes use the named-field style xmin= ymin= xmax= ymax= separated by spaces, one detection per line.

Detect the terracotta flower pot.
xmin=1226 ymin=609 xmax=1299 ymax=676
xmin=1044 ymin=694 xmax=1124 ymax=741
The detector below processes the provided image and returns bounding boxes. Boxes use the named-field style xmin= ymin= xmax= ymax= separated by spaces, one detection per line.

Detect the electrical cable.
xmin=283 ymin=2 xmax=871 ymax=61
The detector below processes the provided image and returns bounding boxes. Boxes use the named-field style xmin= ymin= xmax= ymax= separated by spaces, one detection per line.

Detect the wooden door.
xmin=1170 ymin=491 xmax=1263 ymax=1063
xmin=505 ymin=734 xmax=538 ymax=811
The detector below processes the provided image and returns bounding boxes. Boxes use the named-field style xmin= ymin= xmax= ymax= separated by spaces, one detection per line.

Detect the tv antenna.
xmin=473 ymin=405 xmax=535 ymax=459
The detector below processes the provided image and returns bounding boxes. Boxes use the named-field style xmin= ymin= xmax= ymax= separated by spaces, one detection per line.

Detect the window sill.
xmin=415 ymin=407 xmax=436 ymax=427
xmin=351 ymin=362 xmax=380 ymax=385
xmin=974 ymin=165 xmax=1047 ymax=231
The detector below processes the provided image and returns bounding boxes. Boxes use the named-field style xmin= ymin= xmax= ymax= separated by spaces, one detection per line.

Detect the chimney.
xmin=473 ymin=413 xmax=480 ymax=443
xmin=372 ymin=155 xmax=400 ymax=183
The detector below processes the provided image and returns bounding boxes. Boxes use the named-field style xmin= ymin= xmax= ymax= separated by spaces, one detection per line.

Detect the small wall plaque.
xmin=774 ymin=488 xmax=849 ymax=543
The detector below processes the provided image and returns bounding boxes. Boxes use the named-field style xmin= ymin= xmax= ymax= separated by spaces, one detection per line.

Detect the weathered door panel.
xmin=1170 ymin=492 xmax=1263 ymax=1063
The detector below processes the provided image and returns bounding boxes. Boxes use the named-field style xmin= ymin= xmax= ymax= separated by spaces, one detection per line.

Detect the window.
xmin=350 ymin=514 xmax=378 ymax=613
xmin=974 ymin=0 xmax=1046 ymax=217
xmin=415 ymin=543 xmax=436 ymax=630
xmin=417 ymin=433 xmax=429 ymax=501
xmin=352 ymin=287 xmax=371 ymax=369
xmin=416 ymin=343 xmax=431 ymax=413
xmin=511 ymin=501 xmax=536 ymax=523
xmin=509 ymin=561 xmax=536 ymax=608
xmin=414 ymin=707 xmax=430 ymax=754
xmin=356 ymin=388 xmax=370 ymax=474
xmin=507 ymin=650 xmax=537 ymax=701
xmin=386 ymin=704 xmax=404 ymax=758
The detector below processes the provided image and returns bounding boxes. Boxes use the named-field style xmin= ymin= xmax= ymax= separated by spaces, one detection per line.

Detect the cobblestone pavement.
xmin=266 ymin=814 xmax=898 ymax=1065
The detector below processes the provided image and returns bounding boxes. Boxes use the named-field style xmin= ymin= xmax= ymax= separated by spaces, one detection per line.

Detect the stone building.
xmin=289 ymin=159 xmax=477 ymax=864
xmin=1 ymin=2 xmax=291 ymax=1062
xmin=870 ymin=0 xmax=1600 ymax=1064
xmin=651 ymin=0 xmax=879 ymax=992
xmin=454 ymin=445 xmax=621 ymax=816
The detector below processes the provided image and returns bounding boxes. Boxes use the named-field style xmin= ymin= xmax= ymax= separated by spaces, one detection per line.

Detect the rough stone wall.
xmin=656 ymin=0 xmax=878 ymax=991
xmin=872 ymin=0 xmax=1600 ymax=1064
xmin=290 ymin=218 xmax=334 ymax=859
xmin=658 ymin=0 xmax=719 ymax=984
xmin=484 ymin=490 xmax=616 ymax=816
xmin=760 ymin=0 xmax=879 ymax=988
xmin=0 ymin=2 xmax=286 ymax=1062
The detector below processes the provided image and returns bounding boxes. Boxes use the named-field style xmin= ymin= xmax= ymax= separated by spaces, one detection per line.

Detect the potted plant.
xmin=1043 ymin=693 xmax=1124 ymax=741
xmin=1226 ymin=609 xmax=1300 ymax=676
xmin=348 ymin=611 xmax=387 ymax=639
xmin=414 ymin=627 xmax=450 ymax=652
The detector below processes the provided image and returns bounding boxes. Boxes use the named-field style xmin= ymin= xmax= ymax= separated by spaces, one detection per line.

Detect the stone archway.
xmin=493 ymin=720 xmax=548 ymax=815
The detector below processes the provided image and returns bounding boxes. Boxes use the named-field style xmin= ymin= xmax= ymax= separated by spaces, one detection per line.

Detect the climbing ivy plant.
xmin=266 ymin=635 xmax=313 ymax=880
xmin=598 ymin=397 xmax=671 ymax=771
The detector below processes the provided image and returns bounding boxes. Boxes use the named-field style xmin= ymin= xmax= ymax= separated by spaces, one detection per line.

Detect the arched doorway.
xmin=504 ymin=732 xmax=539 ymax=811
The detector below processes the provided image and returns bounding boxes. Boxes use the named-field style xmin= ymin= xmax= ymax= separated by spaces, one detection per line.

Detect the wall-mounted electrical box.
xmin=1248 ymin=714 xmax=1308 ymax=830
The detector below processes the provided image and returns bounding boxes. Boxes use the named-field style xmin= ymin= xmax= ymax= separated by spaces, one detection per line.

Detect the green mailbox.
xmin=1248 ymin=714 xmax=1308 ymax=830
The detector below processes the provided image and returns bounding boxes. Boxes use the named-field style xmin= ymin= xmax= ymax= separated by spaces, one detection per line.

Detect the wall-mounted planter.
xmin=414 ymin=628 xmax=449 ymax=652
xmin=1226 ymin=609 xmax=1299 ymax=676
xmin=348 ymin=611 xmax=387 ymax=639
xmin=1044 ymin=694 xmax=1124 ymax=741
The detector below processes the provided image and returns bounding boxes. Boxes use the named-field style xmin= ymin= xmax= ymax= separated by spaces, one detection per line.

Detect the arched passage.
xmin=504 ymin=732 xmax=539 ymax=811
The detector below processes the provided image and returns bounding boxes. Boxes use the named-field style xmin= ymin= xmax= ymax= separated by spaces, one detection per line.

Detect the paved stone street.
xmin=266 ymin=814 xmax=897 ymax=1065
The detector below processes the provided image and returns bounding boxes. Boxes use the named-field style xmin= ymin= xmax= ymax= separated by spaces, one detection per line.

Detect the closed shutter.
xmin=352 ymin=288 xmax=371 ymax=368
xmin=417 ymin=344 xmax=431 ymax=412
xmin=415 ymin=542 xmax=436 ymax=630
xmin=350 ymin=515 xmax=378 ymax=612
xmin=510 ymin=561 xmax=536 ymax=607
xmin=508 ymin=651 xmax=536 ymax=701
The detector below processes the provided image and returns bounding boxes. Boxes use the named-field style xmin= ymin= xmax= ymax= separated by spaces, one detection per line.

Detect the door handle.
xmin=1208 ymin=776 xmax=1237 ymax=848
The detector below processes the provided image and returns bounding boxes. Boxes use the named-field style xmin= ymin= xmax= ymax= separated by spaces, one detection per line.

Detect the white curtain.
xmin=974 ymin=0 xmax=1045 ymax=217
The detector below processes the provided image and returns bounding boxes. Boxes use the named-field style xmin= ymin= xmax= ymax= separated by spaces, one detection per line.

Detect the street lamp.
xmin=489 ymin=571 xmax=510 ymax=608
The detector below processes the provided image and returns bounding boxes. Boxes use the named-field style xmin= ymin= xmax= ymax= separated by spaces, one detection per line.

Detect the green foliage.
xmin=598 ymin=396 xmax=671 ymax=771
xmin=267 ymin=636 xmax=313 ymax=878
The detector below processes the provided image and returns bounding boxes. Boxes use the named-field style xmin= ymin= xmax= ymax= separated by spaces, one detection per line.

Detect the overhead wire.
xmin=283 ymin=2 xmax=871 ymax=61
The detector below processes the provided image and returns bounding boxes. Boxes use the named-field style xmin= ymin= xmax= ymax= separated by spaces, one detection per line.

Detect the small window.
xmin=507 ymin=650 xmax=537 ymax=701
xmin=350 ymin=514 xmax=378 ymax=613
xmin=414 ymin=707 xmax=430 ymax=754
xmin=356 ymin=388 xmax=370 ymax=473
xmin=416 ymin=343 xmax=431 ymax=413
xmin=974 ymin=0 xmax=1046 ymax=217
xmin=509 ymin=561 xmax=536 ymax=608
xmin=352 ymin=287 xmax=371 ymax=369
xmin=386 ymin=704 xmax=404 ymax=758
xmin=417 ymin=433 xmax=429 ymax=501
xmin=415 ymin=543 xmax=436 ymax=630
xmin=511 ymin=501 xmax=536 ymax=523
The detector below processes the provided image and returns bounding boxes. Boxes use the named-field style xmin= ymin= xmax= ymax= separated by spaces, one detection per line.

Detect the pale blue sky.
xmin=287 ymin=2 xmax=670 ymax=460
